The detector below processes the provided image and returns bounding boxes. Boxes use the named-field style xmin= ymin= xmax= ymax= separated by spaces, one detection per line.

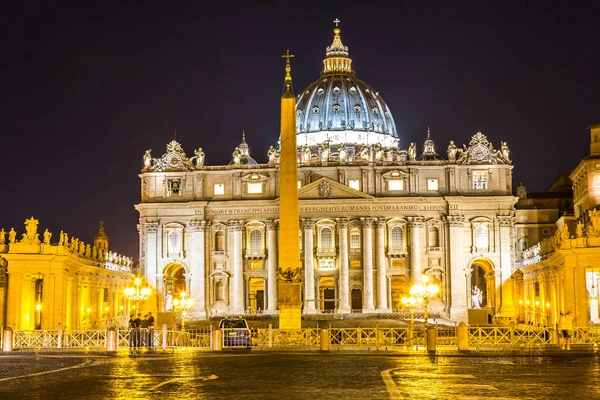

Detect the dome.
xmin=295 ymin=25 xmax=399 ymax=148
xmin=229 ymin=132 xmax=259 ymax=167
xmin=418 ymin=127 xmax=444 ymax=161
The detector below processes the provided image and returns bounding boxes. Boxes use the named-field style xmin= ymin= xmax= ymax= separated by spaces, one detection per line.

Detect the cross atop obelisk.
xmin=281 ymin=50 xmax=295 ymax=92
xmin=333 ymin=18 xmax=340 ymax=27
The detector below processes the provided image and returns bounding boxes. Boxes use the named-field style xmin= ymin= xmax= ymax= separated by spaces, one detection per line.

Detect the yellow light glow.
xmin=135 ymin=277 xmax=141 ymax=286
xmin=35 ymin=304 xmax=42 ymax=311
xmin=87 ymin=307 xmax=91 ymax=313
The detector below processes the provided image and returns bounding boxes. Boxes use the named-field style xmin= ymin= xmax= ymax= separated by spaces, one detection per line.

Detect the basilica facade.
xmin=136 ymin=25 xmax=518 ymax=322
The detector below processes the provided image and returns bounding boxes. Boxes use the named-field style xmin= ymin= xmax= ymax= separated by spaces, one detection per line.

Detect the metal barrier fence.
xmin=4 ymin=325 xmax=600 ymax=351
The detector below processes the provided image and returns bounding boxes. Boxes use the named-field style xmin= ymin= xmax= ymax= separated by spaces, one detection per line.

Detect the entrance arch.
xmin=319 ymin=277 xmax=336 ymax=312
xmin=163 ymin=263 xmax=188 ymax=311
xmin=469 ymin=258 xmax=495 ymax=310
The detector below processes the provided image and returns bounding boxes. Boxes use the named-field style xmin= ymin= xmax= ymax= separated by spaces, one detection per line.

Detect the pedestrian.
xmin=140 ymin=313 xmax=149 ymax=347
xmin=134 ymin=313 xmax=142 ymax=348
xmin=128 ymin=313 xmax=136 ymax=349
xmin=564 ymin=311 xmax=574 ymax=350
xmin=558 ymin=312 xmax=566 ymax=349
xmin=147 ymin=312 xmax=155 ymax=348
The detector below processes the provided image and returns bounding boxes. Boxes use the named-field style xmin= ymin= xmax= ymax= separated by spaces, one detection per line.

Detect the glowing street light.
xmin=124 ymin=277 xmax=152 ymax=312
xmin=409 ymin=275 xmax=439 ymax=324
xmin=172 ymin=291 xmax=194 ymax=331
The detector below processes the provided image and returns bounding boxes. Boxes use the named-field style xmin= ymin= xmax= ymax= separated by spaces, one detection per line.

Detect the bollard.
xmin=106 ymin=327 xmax=117 ymax=353
xmin=162 ymin=324 xmax=167 ymax=350
xmin=457 ymin=322 xmax=469 ymax=351
xmin=268 ymin=324 xmax=273 ymax=348
xmin=426 ymin=325 xmax=437 ymax=354
xmin=408 ymin=326 xmax=414 ymax=349
xmin=212 ymin=329 xmax=222 ymax=351
xmin=319 ymin=328 xmax=330 ymax=351
xmin=3 ymin=328 xmax=13 ymax=352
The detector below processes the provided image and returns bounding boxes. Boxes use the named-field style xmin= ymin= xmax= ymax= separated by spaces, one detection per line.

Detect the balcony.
xmin=316 ymin=247 xmax=337 ymax=257
xmin=387 ymin=247 xmax=408 ymax=258
xmin=244 ymin=249 xmax=266 ymax=260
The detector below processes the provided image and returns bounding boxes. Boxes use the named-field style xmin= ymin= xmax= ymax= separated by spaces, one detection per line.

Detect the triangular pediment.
xmin=298 ymin=177 xmax=373 ymax=200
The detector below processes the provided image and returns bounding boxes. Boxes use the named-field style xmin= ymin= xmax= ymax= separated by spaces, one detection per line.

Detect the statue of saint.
xmin=63 ymin=233 xmax=69 ymax=247
xmin=143 ymin=149 xmax=152 ymax=169
xmin=472 ymin=286 xmax=482 ymax=309
xmin=194 ymin=148 xmax=205 ymax=168
xmin=79 ymin=241 xmax=85 ymax=256
xmin=58 ymin=230 xmax=64 ymax=246
xmin=0 ymin=228 xmax=5 ymax=244
xmin=267 ymin=145 xmax=276 ymax=166
xmin=576 ymin=222 xmax=584 ymax=238
xmin=85 ymin=244 xmax=91 ymax=258
xmin=232 ymin=147 xmax=241 ymax=166
xmin=408 ymin=142 xmax=417 ymax=161
xmin=359 ymin=145 xmax=369 ymax=163
xmin=92 ymin=246 xmax=98 ymax=260
xmin=447 ymin=140 xmax=457 ymax=161
xmin=23 ymin=216 xmax=40 ymax=242
xmin=8 ymin=228 xmax=16 ymax=244
xmin=43 ymin=229 xmax=52 ymax=245
xmin=338 ymin=143 xmax=346 ymax=163
xmin=165 ymin=291 xmax=174 ymax=312
xmin=501 ymin=141 xmax=510 ymax=162
xmin=302 ymin=144 xmax=311 ymax=164
xmin=375 ymin=144 xmax=384 ymax=162
xmin=320 ymin=142 xmax=330 ymax=163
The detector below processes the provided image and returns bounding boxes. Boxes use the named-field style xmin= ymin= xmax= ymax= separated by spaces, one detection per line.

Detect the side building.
xmin=136 ymin=25 xmax=518 ymax=323
xmin=0 ymin=218 xmax=135 ymax=330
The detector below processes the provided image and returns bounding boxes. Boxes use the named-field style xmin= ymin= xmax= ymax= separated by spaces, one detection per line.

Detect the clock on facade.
xmin=472 ymin=145 xmax=488 ymax=161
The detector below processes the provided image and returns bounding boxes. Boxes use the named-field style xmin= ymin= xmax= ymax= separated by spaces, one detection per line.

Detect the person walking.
xmin=128 ymin=313 xmax=136 ymax=349
xmin=558 ymin=312 xmax=566 ymax=350
xmin=139 ymin=314 xmax=149 ymax=347
xmin=147 ymin=312 xmax=155 ymax=348
xmin=133 ymin=313 xmax=142 ymax=348
xmin=564 ymin=311 xmax=574 ymax=350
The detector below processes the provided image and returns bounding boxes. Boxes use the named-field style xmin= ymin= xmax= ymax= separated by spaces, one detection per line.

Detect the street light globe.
xmin=135 ymin=277 xmax=141 ymax=286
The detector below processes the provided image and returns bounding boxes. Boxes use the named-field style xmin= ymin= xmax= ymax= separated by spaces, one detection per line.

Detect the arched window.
xmin=168 ymin=231 xmax=181 ymax=257
xmin=391 ymin=226 xmax=403 ymax=249
xmin=429 ymin=227 xmax=439 ymax=248
xmin=475 ymin=224 xmax=489 ymax=249
xmin=249 ymin=229 xmax=263 ymax=251
xmin=350 ymin=229 xmax=361 ymax=250
xmin=320 ymin=227 xmax=333 ymax=250
xmin=215 ymin=231 xmax=225 ymax=251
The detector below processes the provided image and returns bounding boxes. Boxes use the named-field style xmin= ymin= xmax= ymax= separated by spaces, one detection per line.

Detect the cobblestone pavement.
xmin=0 ymin=350 xmax=598 ymax=399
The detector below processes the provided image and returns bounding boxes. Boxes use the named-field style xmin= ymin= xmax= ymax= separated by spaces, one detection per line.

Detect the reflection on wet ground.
xmin=0 ymin=351 xmax=598 ymax=399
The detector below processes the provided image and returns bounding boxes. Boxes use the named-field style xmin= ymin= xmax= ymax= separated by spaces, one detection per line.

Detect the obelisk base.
xmin=278 ymin=282 xmax=302 ymax=330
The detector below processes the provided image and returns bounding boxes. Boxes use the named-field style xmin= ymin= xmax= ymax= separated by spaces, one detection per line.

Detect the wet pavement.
xmin=0 ymin=350 xmax=599 ymax=399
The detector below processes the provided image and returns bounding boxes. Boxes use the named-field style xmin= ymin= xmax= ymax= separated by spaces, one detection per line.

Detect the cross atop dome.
xmin=323 ymin=20 xmax=352 ymax=75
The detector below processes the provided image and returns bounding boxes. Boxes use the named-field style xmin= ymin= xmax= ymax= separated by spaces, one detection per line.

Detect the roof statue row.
xmin=141 ymin=130 xmax=511 ymax=173
xmin=0 ymin=217 xmax=132 ymax=273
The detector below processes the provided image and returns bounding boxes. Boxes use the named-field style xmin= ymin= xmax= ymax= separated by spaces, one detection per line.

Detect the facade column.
xmin=229 ymin=220 xmax=245 ymax=314
xmin=302 ymin=219 xmax=317 ymax=313
xmin=445 ymin=215 xmax=467 ymax=320
xmin=187 ymin=220 xmax=207 ymax=319
xmin=337 ymin=218 xmax=350 ymax=313
xmin=361 ymin=217 xmax=375 ymax=312
xmin=266 ymin=219 xmax=278 ymax=313
xmin=497 ymin=215 xmax=516 ymax=321
xmin=375 ymin=218 xmax=389 ymax=312
xmin=408 ymin=216 xmax=425 ymax=285
xmin=144 ymin=222 xmax=159 ymax=302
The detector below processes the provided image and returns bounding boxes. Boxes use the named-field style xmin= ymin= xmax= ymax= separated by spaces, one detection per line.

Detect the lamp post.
xmin=401 ymin=295 xmax=421 ymax=348
xmin=124 ymin=277 xmax=152 ymax=313
xmin=409 ymin=275 xmax=439 ymax=325
xmin=172 ymin=291 xmax=194 ymax=331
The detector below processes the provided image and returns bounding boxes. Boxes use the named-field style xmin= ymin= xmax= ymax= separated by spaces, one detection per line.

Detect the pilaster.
xmin=408 ymin=216 xmax=425 ymax=285
xmin=302 ymin=219 xmax=317 ymax=313
xmin=337 ymin=218 xmax=350 ymax=313
xmin=361 ymin=217 xmax=375 ymax=312
xmin=187 ymin=220 xmax=207 ymax=319
xmin=445 ymin=214 xmax=468 ymax=320
xmin=229 ymin=220 xmax=245 ymax=314
xmin=375 ymin=218 xmax=389 ymax=311
xmin=266 ymin=219 xmax=279 ymax=313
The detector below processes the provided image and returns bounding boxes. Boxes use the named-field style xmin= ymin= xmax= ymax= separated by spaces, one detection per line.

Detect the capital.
xmin=407 ymin=216 xmax=425 ymax=227
xmin=265 ymin=219 xmax=279 ymax=230
xmin=301 ymin=218 xmax=315 ymax=230
xmin=145 ymin=222 xmax=159 ymax=233
xmin=187 ymin=220 xmax=207 ymax=232
xmin=336 ymin=218 xmax=349 ymax=229
xmin=228 ymin=220 xmax=244 ymax=231
xmin=376 ymin=218 xmax=387 ymax=229
xmin=497 ymin=215 xmax=515 ymax=227
xmin=444 ymin=215 xmax=465 ymax=227
xmin=360 ymin=217 xmax=375 ymax=227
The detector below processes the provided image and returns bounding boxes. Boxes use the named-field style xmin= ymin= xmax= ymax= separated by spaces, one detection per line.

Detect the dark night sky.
xmin=1 ymin=1 xmax=599 ymax=258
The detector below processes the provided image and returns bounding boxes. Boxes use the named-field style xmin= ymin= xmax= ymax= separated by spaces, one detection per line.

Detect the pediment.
xmin=298 ymin=177 xmax=373 ymax=200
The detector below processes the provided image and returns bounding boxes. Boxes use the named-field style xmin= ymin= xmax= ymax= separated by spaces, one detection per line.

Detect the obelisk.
xmin=277 ymin=50 xmax=302 ymax=330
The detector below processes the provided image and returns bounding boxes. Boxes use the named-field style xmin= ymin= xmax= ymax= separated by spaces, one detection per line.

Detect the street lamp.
xmin=172 ymin=291 xmax=194 ymax=331
xmin=124 ymin=277 xmax=152 ymax=312
xmin=409 ymin=275 xmax=439 ymax=324
xmin=401 ymin=295 xmax=422 ymax=348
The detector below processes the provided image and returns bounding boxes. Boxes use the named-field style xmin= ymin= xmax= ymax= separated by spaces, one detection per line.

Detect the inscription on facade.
xmin=206 ymin=204 xmax=450 ymax=215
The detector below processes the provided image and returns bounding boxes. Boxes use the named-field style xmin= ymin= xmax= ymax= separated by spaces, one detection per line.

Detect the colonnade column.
xmin=266 ymin=219 xmax=278 ymax=313
xmin=302 ymin=219 xmax=317 ymax=313
xmin=187 ymin=220 xmax=207 ymax=319
xmin=229 ymin=220 xmax=245 ymax=314
xmin=408 ymin=216 xmax=424 ymax=285
xmin=361 ymin=217 xmax=375 ymax=312
xmin=337 ymin=218 xmax=350 ymax=313
xmin=375 ymin=218 xmax=389 ymax=312
xmin=445 ymin=215 xmax=467 ymax=320
xmin=144 ymin=222 xmax=159 ymax=298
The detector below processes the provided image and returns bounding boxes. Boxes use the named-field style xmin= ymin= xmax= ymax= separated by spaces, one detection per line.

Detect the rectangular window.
xmin=543 ymin=228 xmax=550 ymax=236
xmin=247 ymin=182 xmax=263 ymax=194
xmin=427 ymin=178 xmax=438 ymax=191
xmin=214 ymin=183 xmax=225 ymax=195
xmin=167 ymin=178 xmax=182 ymax=196
xmin=388 ymin=179 xmax=404 ymax=191
xmin=473 ymin=171 xmax=487 ymax=190
xmin=350 ymin=232 xmax=361 ymax=249
xmin=348 ymin=179 xmax=360 ymax=191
